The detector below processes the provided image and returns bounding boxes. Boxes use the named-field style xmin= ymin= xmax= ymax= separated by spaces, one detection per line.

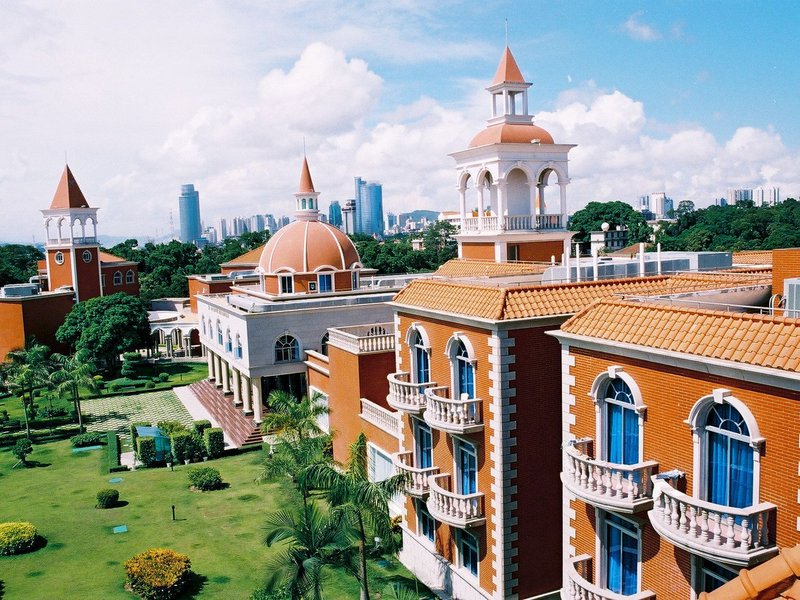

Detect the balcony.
xmin=426 ymin=473 xmax=485 ymax=528
xmin=327 ymin=323 xmax=394 ymax=355
xmin=648 ymin=477 xmax=778 ymax=566
xmin=562 ymin=439 xmax=658 ymax=513
xmin=386 ymin=372 xmax=434 ymax=414
xmin=359 ymin=399 xmax=402 ymax=440
xmin=393 ymin=451 xmax=439 ymax=497
xmin=423 ymin=386 xmax=483 ymax=434
xmin=566 ymin=555 xmax=655 ymax=600
xmin=459 ymin=214 xmax=564 ymax=233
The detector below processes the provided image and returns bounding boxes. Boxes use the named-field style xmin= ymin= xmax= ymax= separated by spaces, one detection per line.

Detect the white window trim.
xmin=125 ymin=269 xmax=135 ymax=284
xmin=594 ymin=509 xmax=643 ymax=594
xmin=445 ymin=332 xmax=477 ymax=400
xmin=590 ymin=367 xmax=646 ymax=463
xmin=689 ymin=554 xmax=738 ymax=599
xmin=317 ymin=272 xmax=334 ymax=293
xmin=413 ymin=417 xmax=433 ymax=468
xmin=309 ymin=385 xmax=330 ymax=434
xmin=407 ymin=324 xmax=432 ymax=384
xmin=54 ymin=251 xmax=65 ymax=265
xmin=455 ymin=528 xmax=480 ymax=580
xmin=113 ymin=270 xmax=122 ymax=285
xmin=415 ymin=498 xmax=436 ymax=548
xmin=82 ymin=250 xmax=92 ymax=263
xmin=278 ymin=273 xmax=294 ymax=295
xmin=453 ymin=438 xmax=478 ymax=495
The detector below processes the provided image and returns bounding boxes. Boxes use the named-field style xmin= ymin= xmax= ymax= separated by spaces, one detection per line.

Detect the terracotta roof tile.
xmin=732 ymin=250 xmax=773 ymax=265
xmin=220 ymin=244 xmax=266 ymax=267
xmin=98 ymin=251 xmax=130 ymax=264
xmin=434 ymin=258 xmax=549 ymax=278
xmin=562 ymin=299 xmax=800 ymax=373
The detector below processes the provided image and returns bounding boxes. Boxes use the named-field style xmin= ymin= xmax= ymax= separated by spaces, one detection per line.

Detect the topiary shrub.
xmin=144 ymin=381 xmax=155 ymax=389
xmin=192 ymin=420 xmax=211 ymax=437
xmin=12 ymin=439 xmax=32 ymax=465
xmin=204 ymin=428 xmax=224 ymax=459
xmin=187 ymin=466 xmax=223 ymax=491
xmin=109 ymin=382 xmax=120 ymax=392
xmin=157 ymin=421 xmax=187 ymax=437
xmin=0 ymin=522 xmax=39 ymax=555
xmin=124 ymin=548 xmax=191 ymax=599
xmin=137 ymin=436 xmax=156 ymax=467
xmin=96 ymin=488 xmax=120 ymax=508
xmin=158 ymin=372 xmax=170 ymax=383
xmin=170 ymin=431 xmax=191 ymax=463
xmin=71 ymin=432 xmax=106 ymax=447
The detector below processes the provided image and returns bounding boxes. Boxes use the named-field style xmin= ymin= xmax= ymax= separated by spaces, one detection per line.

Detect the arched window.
xmin=321 ymin=332 xmax=329 ymax=356
xmin=301 ymin=198 xmax=307 ymax=209
xmin=308 ymin=198 xmax=314 ymax=209
xmin=275 ymin=334 xmax=299 ymax=362
xmin=409 ymin=329 xmax=429 ymax=383
xmin=126 ymin=270 xmax=135 ymax=284
xmin=201 ymin=317 xmax=206 ymax=336
xmin=603 ymin=379 xmax=638 ymax=465
xmin=454 ymin=340 xmax=475 ymax=399
xmin=216 ymin=320 xmax=222 ymax=345
xmin=235 ymin=334 xmax=243 ymax=359
xmin=113 ymin=271 xmax=122 ymax=285
xmin=225 ymin=330 xmax=232 ymax=353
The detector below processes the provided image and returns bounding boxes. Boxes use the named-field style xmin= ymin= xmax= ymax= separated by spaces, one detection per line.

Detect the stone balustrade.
xmin=393 ymin=451 xmax=439 ymax=497
xmin=427 ymin=473 xmax=485 ymax=528
xmin=562 ymin=439 xmax=658 ymax=513
xmin=648 ymin=477 xmax=777 ymax=566
xmin=460 ymin=214 xmax=564 ymax=232
xmin=327 ymin=323 xmax=395 ymax=354
xmin=359 ymin=399 xmax=401 ymax=439
xmin=423 ymin=386 xmax=482 ymax=434
xmin=386 ymin=372 xmax=434 ymax=413
xmin=566 ymin=555 xmax=655 ymax=600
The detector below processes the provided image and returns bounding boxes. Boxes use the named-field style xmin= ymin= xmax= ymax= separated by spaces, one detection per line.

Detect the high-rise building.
xmin=753 ymin=186 xmax=781 ymax=207
xmin=342 ymin=199 xmax=356 ymax=235
xmin=726 ymin=188 xmax=754 ymax=205
xmin=639 ymin=192 xmax=673 ymax=219
xmin=215 ymin=218 xmax=228 ymax=240
xmin=354 ymin=177 xmax=384 ymax=236
xmin=328 ymin=200 xmax=343 ymax=228
xmin=250 ymin=214 xmax=266 ymax=232
xmin=386 ymin=212 xmax=397 ymax=230
xmin=179 ymin=184 xmax=202 ymax=244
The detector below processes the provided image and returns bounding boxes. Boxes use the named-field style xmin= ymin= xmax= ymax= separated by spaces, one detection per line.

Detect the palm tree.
xmin=303 ymin=433 xmax=407 ymax=600
xmin=263 ymin=503 xmax=350 ymax=600
xmin=50 ymin=349 xmax=98 ymax=433
xmin=3 ymin=343 xmax=52 ymax=440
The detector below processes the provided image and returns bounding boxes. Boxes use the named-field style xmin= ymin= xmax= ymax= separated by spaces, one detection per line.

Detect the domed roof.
xmin=259 ymin=220 xmax=361 ymax=274
xmin=468 ymin=122 xmax=554 ymax=148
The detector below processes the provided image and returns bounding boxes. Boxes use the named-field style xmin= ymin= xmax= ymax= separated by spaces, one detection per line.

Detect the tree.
xmin=568 ymin=201 xmax=651 ymax=247
xmin=263 ymin=504 xmax=349 ymax=600
xmin=56 ymin=293 xmax=150 ymax=368
xmin=2 ymin=344 xmax=52 ymax=440
xmin=303 ymin=433 xmax=407 ymax=600
xmin=49 ymin=349 xmax=99 ymax=433
xmin=12 ymin=438 xmax=33 ymax=466
xmin=674 ymin=200 xmax=696 ymax=219
xmin=0 ymin=244 xmax=44 ymax=288
xmin=418 ymin=220 xmax=458 ymax=267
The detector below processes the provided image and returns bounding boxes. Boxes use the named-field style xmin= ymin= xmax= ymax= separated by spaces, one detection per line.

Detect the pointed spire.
xmin=298 ymin=156 xmax=315 ymax=194
xmin=491 ymin=46 xmax=525 ymax=86
xmin=50 ymin=165 xmax=90 ymax=209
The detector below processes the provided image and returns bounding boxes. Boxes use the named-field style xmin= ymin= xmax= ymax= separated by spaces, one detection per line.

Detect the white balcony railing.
xmin=386 ymin=372 xmax=434 ymax=414
xmin=423 ymin=386 xmax=482 ymax=434
xmin=327 ymin=323 xmax=395 ymax=355
xmin=460 ymin=214 xmax=564 ymax=233
xmin=393 ymin=451 xmax=439 ymax=497
xmin=562 ymin=439 xmax=658 ymax=513
xmin=648 ymin=478 xmax=777 ymax=566
xmin=427 ymin=473 xmax=485 ymax=528
xmin=359 ymin=399 xmax=402 ymax=440
xmin=566 ymin=555 xmax=655 ymax=600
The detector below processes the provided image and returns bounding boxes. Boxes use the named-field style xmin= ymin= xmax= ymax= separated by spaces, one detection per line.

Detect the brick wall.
xmin=772 ymin=248 xmax=800 ymax=297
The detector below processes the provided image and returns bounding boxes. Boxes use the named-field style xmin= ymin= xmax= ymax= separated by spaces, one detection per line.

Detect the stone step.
xmin=188 ymin=380 xmax=262 ymax=449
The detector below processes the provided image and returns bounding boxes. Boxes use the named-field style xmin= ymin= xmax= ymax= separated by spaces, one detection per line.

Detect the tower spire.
xmin=294 ymin=156 xmax=320 ymax=222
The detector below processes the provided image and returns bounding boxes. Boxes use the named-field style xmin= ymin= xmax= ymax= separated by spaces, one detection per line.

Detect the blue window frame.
xmin=458 ymin=530 xmax=479 ymax=576
xmin=604 ymin=379 xmax=639 ymax=465
xmin=604 ymin=512 xmax=639 ymax=595
xmin=225 ymin=330 xmax=232 ymax=353
xmin=411 ymin=330 xmax=429 ymax=383
xmin=318 ymin=273 xmax=332 ymax=293
xmin=216 ymin=321 xmax=222 ymax=345
xmin=455 ymin=341 xmax=475 ymax=399
xmin=415 ymin=421 xmax=433 ymax=469
xmin=457 ymin=440 xmax=477 ymax=495
xmin=417 ymin=500 xmax=436 ymax=542
xmin=705 ymin=402 xmax=753 ymax=508
xmin=697 ymin=558 xmax=737 ymax=593
xmin=234 ymin=335 xmax=242 ymax=359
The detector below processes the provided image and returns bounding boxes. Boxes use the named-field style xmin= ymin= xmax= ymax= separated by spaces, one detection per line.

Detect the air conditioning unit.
xmin=783 ymin=277 xmax=800 ymax=317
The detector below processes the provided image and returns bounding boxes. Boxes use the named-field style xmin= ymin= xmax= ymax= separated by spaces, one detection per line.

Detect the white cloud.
xmin=620 ymin=11 xmax=662 ymax=42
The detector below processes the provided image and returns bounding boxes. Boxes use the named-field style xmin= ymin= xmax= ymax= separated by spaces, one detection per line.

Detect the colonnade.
xmin=206 ymin=349 xmax=263 ymax=423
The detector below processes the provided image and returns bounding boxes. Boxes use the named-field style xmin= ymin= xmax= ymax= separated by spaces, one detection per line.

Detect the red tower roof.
xmin=298 ymin=157 xmax=316 ymax=193
xmin=50 ymin=165 xmax=90 ymax=209
xmin=491 ymin=46 xmax=526 ymax=85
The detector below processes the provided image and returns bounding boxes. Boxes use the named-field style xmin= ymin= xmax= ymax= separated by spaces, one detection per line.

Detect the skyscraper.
xmin=178 ymin=184 xmax=202 ymax=244
xmin=354 ymin=176 xmax=384 ymax=236
xmin=328 ymin=200 xmax=343 ymax=228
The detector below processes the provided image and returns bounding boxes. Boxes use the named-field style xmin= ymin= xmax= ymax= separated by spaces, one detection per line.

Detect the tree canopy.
xmin=0 ymin=244 xmax=44 ymax=288
xmin=56 ymin=292 xmax=151 ymax=366
xmin=568 ymin=201 xmax=651 ymax=246
xmin=353 ymin=221 xmax=458 ymax=274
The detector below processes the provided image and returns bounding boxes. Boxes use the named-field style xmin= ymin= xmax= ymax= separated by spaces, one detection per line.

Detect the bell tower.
xmin=293 ymin=156 xmax=321 ymax=222
xmin=40 ymin=166 xmax=103 ymax=301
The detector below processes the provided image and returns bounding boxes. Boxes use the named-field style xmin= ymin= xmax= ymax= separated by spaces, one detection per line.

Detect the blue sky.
xmin=1 ymin=1 xmax=799 ymax=242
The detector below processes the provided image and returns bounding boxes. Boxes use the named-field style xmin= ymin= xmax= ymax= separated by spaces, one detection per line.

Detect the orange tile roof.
xmin=699 ymin=545 xmax=800 ymax=600
xmin=98 ymin=251 xmax=131 ymax=264
xmin=220 ymin=244 xmax=266 ymax=267
xmin=393 ymin=273 xmax=769 ymax=321
xmin=50 ymin=165 xmax=90 ymax=209
xmin=733 ymin=250 xmax=773 ymax=265
xmin=561 ymin=299 xmax=800 ymax=372
xmin=491 ymin=46 xmax=525 ymax=85
xmin=434 ymin=259 xmax=549 ymax=278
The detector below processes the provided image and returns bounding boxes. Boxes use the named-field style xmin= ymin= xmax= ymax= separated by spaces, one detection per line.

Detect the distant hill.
xmin=398 ymin=210 xmax=439 ymax=226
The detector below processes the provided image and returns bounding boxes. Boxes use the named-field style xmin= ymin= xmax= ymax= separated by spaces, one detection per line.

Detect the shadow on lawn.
xmin=0 ymin=579 xmax=4 ymax=598
xmin=176 ymin=572 xmax=208 ymax=599
xmin=22 ymin=461 xmax=52 ymax=469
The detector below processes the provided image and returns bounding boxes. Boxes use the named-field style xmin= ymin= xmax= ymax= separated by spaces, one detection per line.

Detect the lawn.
xmin=0 ymin=441 xmax=427 ymax=599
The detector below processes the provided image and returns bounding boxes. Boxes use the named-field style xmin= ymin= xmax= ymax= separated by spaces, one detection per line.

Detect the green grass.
xmin=0 ymin=441 xmax=428 ymax=599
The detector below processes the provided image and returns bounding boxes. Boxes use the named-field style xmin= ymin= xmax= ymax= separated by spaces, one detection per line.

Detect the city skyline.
xmin=2 ymin=2 xmax=800 ymax=242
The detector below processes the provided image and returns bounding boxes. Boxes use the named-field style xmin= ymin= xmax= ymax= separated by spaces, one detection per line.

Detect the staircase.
xmin=188 ymin=379 xmax=263 ymax=448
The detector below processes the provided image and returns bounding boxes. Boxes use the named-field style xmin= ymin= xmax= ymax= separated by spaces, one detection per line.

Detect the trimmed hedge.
xmin=192 ymin=420 xmax=211 ymax=437
xmin=0 ymin=522 xmax=38 ymax=555
xmin=124 ymin=548 xmax=191 ymax=600
xmin=204 ymin=428 xmax=224 ymax=459
xmin=96 ymin=488 xmax=120 ymax=508
xmin=170 ymin=431 xmax=192 ymax=463
xmin=71 ymin=432 xmax=107 ymax=448
xmin=107 ymin=432 xmax=126 ymax=472
xmin=137 ymin=436 xmax=156 ymax=467
xmin=158 ymin=372 xmax=170 ymax=383
xmin=130 ymin=421 xmax=150 ymax=448
xmin=187 ymin=466 xmax=223 ymax=491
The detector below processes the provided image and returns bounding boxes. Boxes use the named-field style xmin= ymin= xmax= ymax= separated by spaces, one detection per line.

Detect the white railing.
xmin=386 ymin=372 xmax=434 ymax=413
xmin=563 ymin=440 xmax=658 ymax=513
xmin=427 ymin=473 xmax=485 ymax=528
xmin=47 ymin=236 xmax=97 ymax=245
xmin=504 ymin=214 xmax=533 ymax=230
xmin=359 ymin=398 xmax=402 ymax=439
xmin=566 ymin=555 xmax=655 ymax=600
xmin=393 ymin=451 xmax=439 ymax=496
xmin=423 ymin=386 xmax=482 ymax=434
xmin=536 ymin=214 xmax=562 ymax=230
xmin=327 ymin=323 xmax=395 ymax=354
xmin=460 ymin=214 xmax=564 ymax=233
xmin=649 ymin=478 xmax=777 ymax=565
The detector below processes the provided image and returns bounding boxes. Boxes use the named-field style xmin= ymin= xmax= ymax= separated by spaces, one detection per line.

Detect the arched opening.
xmin=408 ymin=328 xmax=430 ymax=384
xmin=505 ymin=168 xmax=530 ymax=216
xmin=275 ymin=334 xmax=300 ymax=363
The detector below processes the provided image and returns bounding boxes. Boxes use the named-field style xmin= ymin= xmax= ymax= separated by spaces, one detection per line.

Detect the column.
xmin=458 ymin=187 xmax=467 ymax=229
xmin=251 ymin=377 xmax=263 ymax=424
xmin=221 ymin=361 xmax=231 ymax=395
xmin=206 ymin=351 xmax=214 ymax=380
xmin=496 ymin=180 xmax=507 ymax=230
xmin=559 ymin=181 xmax=568 ymax=228
xmin=477 ymin=184 xmax=485 ymax=231
xmin=213 ymin=354 xmax=222 ymax=388
xmin=232 ymin=369 xmax=242 ymax=406
xmin=242 ymin=375 xmax=253 ymax=415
